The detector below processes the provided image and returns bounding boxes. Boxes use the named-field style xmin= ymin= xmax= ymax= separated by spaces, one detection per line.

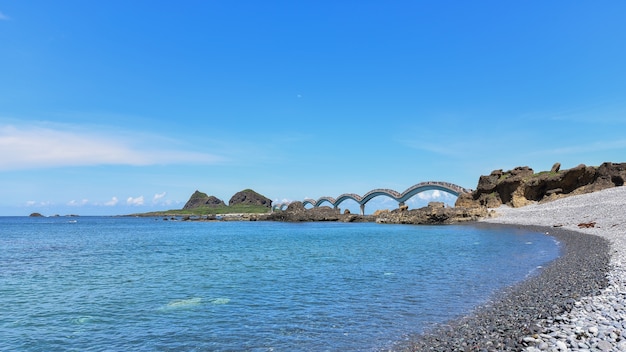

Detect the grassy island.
xmin=133 ymin=204 xmax=271 ymax=217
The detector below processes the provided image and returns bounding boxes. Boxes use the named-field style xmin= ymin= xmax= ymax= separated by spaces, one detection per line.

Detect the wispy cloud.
xmin=104 ymin=197 xmax=119 ymax=206
xmin=529 ymin=139 xmax=626 ymax=156
xmin=399 ymin=138 xmax=488 ymax=158
xmin=0 ymin=123 xmax=224 ymax=171
xmin=25 ymin=200 xmax=52 ymax=207
xmin=152 ymin=192 xmax=167 ymax=204
xmin=521 ymin=101 xmax=626 ymax=125
xmin=0 ymin=11 xmax=9 ymax=20
xmin=67 ymin=199 xmax=89 ymax=206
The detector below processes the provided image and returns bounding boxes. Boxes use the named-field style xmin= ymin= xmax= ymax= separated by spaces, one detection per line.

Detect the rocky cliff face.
xmin=183 ymin=190 xmax=226 ymax=210
xmin=456 ymin=162 xmax=626 ymax=208
xmin=229 ymin=189 xmax=272 ymax=208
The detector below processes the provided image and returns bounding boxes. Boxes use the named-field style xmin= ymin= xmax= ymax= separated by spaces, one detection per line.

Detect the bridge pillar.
xmin=360 ymin=204 xmax=365 ymax=216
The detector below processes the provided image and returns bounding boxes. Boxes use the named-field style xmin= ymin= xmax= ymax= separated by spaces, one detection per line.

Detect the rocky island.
xmin=138 ymin=189 xmax=273 ymax=220
xmin=183 ymin=190 xmax=226 ymax=209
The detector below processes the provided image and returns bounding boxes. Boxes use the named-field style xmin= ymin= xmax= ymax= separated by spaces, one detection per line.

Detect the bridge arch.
xmin=397 ymin=182 xmax=466 ymax=204
xmin=315 ymin=197 xmax=337 ymax=208
xmin=302 ymin=198 xmax=317 ymax=207
xmin=303 ymin=181 xmax=471 ymax=215
xmin=272 ymin=202 xmax=290 ymax=211
xmin=334 ymin=193 xmax=362 ymax=207
xmin=360 ymin=188 xmax=402 ymax=205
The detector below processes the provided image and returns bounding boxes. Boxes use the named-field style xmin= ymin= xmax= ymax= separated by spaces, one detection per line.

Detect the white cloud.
xmin=418 ymin=190 xmax=441 ymax=200
xmin=153 ymin=192 xmax=166 ymax=202
xmin=274 ymin=198 xmax=293 ymax=204
xmin=127 ymin=196 xmax=144 ymax=206
xmin=104 ymin=197 xmax=119 ymax=206
xmin=409 ymin=190 xmax=456 ymax=203
xmin=0 ymin=123 xmax=223 ymax=171
xmin=68 ymin=199 xmax=89 ymax=206
xmin=0 ymin=11 xmax=9 ymax=20
xmin=25 ymin=200 xmax=52 ymax=207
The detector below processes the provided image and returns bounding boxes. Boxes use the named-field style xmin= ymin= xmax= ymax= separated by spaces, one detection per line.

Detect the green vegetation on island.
xmin=137 ymin=204 xmax=271 ymax=217
xmin=133 ymin=189 xmax=273 ymax=217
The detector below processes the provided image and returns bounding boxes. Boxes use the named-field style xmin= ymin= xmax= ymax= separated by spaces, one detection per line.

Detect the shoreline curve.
xmin=398 ymin=186 xmax=626 ymax=351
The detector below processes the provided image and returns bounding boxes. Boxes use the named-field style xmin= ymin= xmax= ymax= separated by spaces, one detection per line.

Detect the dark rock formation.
xmin=375 ymin=202 xmax=488 ymax=225
xmin=266 ymin=201 xmax=486 ymax=224
xmin=183 ymin=190 xmax=225 ymax=210
xmin=229 ymin=189 xmax=272 ymax=208
xmin=456 ymin=162 xmax=626 ymax=208
xmin=266 ymin=202 xmax=344 ymax=222
xmin=265 ymin=202 xmax=373 ymax=222
xmin=29 ymin=212 xmax=44 ymax=217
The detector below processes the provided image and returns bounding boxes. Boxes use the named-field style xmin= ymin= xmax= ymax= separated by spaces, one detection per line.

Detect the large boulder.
xmin=265 ymin=203 xmax=343 ymax=222
xmin=229 ymin=189 xmax=272 ymax=208
xmin=183 ymin=190 xmax=225 ymax=210
xmin=286 ymin=201 xmax=306 ymax=213
xmin=375 ymin=202 xmax=488 ymax=224
xmin=372 ymin=209 xmax=390 ymax=216
xmin=457 ymin=162 xmax=626 ymax=208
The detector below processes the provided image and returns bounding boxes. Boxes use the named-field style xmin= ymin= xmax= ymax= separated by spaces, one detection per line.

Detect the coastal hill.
xmin=456 ymin=162 xmax=626 ymax=208
xmin=136 ymin=189 xmax=272 ymax=217
xmin=181 ymin=189 xmax=272 ymax=212
xmin=183 ymin=190 xmax=226 ymax=210
xmin=228 ymin=189 xmax=272 ymax=208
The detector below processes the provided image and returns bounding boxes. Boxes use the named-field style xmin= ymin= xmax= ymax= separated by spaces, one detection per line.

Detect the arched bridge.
xmin=273 ymin=181 xmax=472 ymax=215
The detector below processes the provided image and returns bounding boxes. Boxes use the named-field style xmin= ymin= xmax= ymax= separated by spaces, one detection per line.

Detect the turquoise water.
xmin=0 ymin=217 xmax=559 ymax=351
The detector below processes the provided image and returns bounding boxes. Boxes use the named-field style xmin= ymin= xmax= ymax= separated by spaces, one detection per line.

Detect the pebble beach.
xmin=403 ymin=186 xmax=626 ymax=351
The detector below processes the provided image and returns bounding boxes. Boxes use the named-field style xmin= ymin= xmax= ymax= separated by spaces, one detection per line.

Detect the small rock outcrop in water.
xmin=183 ymin=190 xmax=225 ymax=210
xmin=455 ymin=162 xmax=626 ymax=208
xmin=29 ymin=212 xmax=44 ymax=217
xmin=229 ymin=189 xmax=272 ymax=208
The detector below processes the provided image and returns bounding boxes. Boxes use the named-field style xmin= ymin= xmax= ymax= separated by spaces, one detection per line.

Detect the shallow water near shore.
xmin=0 ymin=217 xmax=559 ymax=351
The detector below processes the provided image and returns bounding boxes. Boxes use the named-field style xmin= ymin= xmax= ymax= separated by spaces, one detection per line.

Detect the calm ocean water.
xmin=0 ymin=217 xmax=559 ymax=351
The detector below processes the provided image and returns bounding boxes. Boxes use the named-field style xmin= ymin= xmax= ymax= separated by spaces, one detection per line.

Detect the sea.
xmin=0 ymin=216 xmax=560 ymax=351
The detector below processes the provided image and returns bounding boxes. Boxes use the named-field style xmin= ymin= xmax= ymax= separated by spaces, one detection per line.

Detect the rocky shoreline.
xmin=399 ymin=186 xmax=626 ymax=351
xmin=154 ymin=163 xmax=626 ymax=351
xmin=263 ymin=201 xmax=487 ymax=224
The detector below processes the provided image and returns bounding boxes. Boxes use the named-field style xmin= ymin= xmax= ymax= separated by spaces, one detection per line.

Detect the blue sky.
xmin=1 ymin=1 xmax=625 ymax=216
